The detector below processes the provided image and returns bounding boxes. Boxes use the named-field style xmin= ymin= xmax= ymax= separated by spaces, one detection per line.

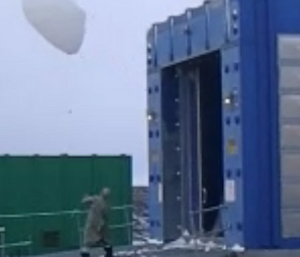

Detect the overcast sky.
xmin=0 ymin=0 xmax=201 ymax=185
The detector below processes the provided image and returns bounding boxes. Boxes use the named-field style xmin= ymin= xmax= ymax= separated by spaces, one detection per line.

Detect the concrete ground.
xmin=36 ymin=243 xmax=300 ymax=257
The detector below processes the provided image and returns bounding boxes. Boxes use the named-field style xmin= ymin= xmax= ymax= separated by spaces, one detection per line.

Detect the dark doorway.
xmin=160 ymin=51 xmax=224 ymax=241
xmin=198 ymin=51 xmax=224 ymax=234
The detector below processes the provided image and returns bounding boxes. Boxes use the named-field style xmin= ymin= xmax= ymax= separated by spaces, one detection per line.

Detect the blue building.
xmin=147 ymin=0 xmax=300 ymax=252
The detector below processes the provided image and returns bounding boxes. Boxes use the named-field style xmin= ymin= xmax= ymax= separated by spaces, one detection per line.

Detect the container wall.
xmin=149 ymin=0 xmax=300 ymax=251
xmin=147 ymin=0 xmax=238 ymax=243
xmin=0 ymin=155 xmax=132 ymax=256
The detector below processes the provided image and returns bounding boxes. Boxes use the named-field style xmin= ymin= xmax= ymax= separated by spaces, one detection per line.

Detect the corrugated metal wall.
xmin=0 ymin=155 xmax=132 ymax=256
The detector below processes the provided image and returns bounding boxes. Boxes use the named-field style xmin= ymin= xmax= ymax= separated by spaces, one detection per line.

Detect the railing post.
xmin=0 ymin=227 xmax=5 ymax=257
xmin=28 ymin=236 xmax=33 ymax=256
xmin=0 ymin=205 xmax=133 ymax=256
xmin=74 ymin=211 xmax=83 ymax=249
xmin=124 ymin=206 xmax=131 ymax=245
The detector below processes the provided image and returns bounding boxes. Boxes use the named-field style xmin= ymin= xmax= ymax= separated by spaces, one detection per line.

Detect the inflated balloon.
xmin=22 ymin=0 xmax=86 ymax=55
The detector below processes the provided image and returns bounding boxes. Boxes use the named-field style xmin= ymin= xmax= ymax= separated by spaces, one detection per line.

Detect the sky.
xmin=0 ymin=0 xmax=201 ymax=185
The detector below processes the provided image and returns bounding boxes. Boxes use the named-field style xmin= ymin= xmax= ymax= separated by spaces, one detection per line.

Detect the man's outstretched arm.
xmin=82 ymin=195 xmax=96 ymax=205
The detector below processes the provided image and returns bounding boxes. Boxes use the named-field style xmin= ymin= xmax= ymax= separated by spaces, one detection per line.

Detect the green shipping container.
xmin=0 ymin=155 xmax=132 ymax=256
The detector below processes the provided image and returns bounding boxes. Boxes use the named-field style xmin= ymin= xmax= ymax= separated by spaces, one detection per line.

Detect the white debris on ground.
xmin=133 ymin=238 xmax=162 ymax=247
xmin=231 ymin=244 xmax=245 ymax=252
xmin=22 ymin=0 xmax=86 ymax=55
xmin=118 ymin=188 xmax=240 ymax=256
xmin=133 ymin=213 xmax=150 ymax=242
xmin=146 ymin=238 xmax=163 ymax=245
xmin=100 ymin=235 xmax=242 ymax=257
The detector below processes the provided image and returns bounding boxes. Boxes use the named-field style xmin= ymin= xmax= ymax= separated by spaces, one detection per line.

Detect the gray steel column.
xmin=193 ymin=67 xmax=204 ymax=236
xmin=178 ymin=68 xmax=191 ymax=233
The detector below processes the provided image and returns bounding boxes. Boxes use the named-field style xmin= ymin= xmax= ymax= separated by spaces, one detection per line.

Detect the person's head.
xmin=100 ymin=187 xmax=110 ymax=199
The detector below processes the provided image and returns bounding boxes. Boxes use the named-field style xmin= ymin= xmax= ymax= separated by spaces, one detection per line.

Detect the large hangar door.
xmin=177 ymin=51 xmax=224 ymax=236
xmin=161 ymin=51 xmax=224 ymax=241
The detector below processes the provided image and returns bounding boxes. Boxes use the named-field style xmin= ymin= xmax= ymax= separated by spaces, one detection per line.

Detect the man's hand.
xmin=82 ymin=195 xmax=95 ymax=204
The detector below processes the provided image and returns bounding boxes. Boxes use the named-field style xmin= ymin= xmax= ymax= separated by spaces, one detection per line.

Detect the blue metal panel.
xmin=207 ymin=0 xmax=226 ymax=50
xmin=148 ymin=0 xmax=300 ymax=250
xmin=239 ymin=0 xmax=300 ymax=249
xmin=148 ymin=181 xmax=157 ymax=237
xmin=238 ymin=0 xmax=276 ymax=248
xmin=221 ymin=46 xmax=243 ymax=247
xmin=147 ymin=68 xmax=163 ymax=240
xmin=189 ymin=7 xmax=207 ymax=55
xmin=161 ymin=69 xmax=182 ymax=242
xmin=171 ymin=14 xmax=189 ymax=61
xmin=228 ymin=0 xmax=239 ymax=42
xmin=146 ymin=28 xmax=155 ymax=69
xmin=239 ymin=3 xmax=264 ymax=249
xmin=156 ymin=22 xmax=171 ymax=67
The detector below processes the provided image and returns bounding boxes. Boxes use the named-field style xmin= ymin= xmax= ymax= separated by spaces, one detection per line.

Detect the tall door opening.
xmin=198 ymin=51 xmax=224 ymax=235
xmin=176 ymin=51 xmax=224 ymax=236
xmin=160 ymin=51 xmax=224 ymax=241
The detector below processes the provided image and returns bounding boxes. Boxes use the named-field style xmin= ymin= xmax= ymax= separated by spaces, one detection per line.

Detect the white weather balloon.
xmin=22 ymin=0 xmax=86 ymax=55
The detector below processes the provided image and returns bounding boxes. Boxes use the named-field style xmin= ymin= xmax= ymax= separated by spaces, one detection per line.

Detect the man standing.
xmin=81 ymin=188 xmax=113 ymax=257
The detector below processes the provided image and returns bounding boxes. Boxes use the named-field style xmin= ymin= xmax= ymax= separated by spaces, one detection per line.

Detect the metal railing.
xmin=0 ymin=204 xmax=133 ymax=257
xmin=185 ymin=203 xmax=231 ymax=252
xmin=189 ymin=204 xmax=228 ymax=235
xmin=0 ymin=202 xmax=237 ymax=257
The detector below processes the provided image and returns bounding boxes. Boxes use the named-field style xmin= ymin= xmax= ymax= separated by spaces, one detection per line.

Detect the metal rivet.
xmin=226 ymin=117 xmax=231 ymax=125
xmin=149 ymin=175 xmax=155 ymax=183
xmin=234 ymin=62 xmax=239 ymax=71
xmin=233 ymin=25 xmax=238 ymax=35
xmin=154 ymin=86 xmax=159 ymax=93
xmin=147 ymin=43 xmax=152 ymax=52
xmin=147 ymin=55 xmax=152 ymax=65
xmin=237 ymin=222 xmax=243 ymax=231
xmin=235 ymin=116 xmax=240 ymax=124
xmin=224 ymin=65 xmax=230 ymax=73
xmin=236 ymin=169 xmax=241 ymax=177
xmin=227 ymin=170 xmax=232 ymax=178
xmin=232 ymin=9 xmax=238 ymax=21
xmin=149 ymin=131 xmax=153 ymax=138
xmin=148 ymin=88 xmax=152 ymax=94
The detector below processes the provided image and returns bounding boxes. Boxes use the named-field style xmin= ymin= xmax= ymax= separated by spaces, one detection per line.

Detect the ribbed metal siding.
xmin=0 ymin=155 xmax=132 ymax=256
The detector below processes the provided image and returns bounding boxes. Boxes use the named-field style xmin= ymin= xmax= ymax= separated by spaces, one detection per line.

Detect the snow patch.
xmin=23 ymin=0 xmax=86 ymax=54
xmin=144 ymin=238 xmax=163 ymax=245
xmin=231 ymin=244 xmax=245 ymax=252
xmin=162 ymin=235 xmax=229 ymax=252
